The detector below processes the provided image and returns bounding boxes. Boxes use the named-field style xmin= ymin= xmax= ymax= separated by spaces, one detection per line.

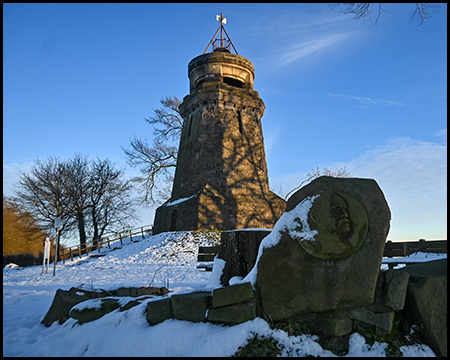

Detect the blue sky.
xmin=3 ymin=3 xmax=447 ymax=241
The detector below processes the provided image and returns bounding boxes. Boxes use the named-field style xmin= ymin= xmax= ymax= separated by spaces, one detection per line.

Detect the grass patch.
xmin=233 ymin=335 xmax=281 ymax=357
xmin=232 ymin=310 xmax=430 ymax=357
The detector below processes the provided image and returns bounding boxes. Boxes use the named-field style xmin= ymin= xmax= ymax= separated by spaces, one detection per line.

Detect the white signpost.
xmin=42 ymin=237 xmax=51 ymax=274
xmin=53 ymin=217 xmax=61 ymax=276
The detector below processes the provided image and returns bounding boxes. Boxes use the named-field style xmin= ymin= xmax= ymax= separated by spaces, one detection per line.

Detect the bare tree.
xmin=88 ymin=157 xmax=137 ymax=242
xmin=284 ymin=166 xmax=352 ymax=200
xmin=329 ymin=3 xmax=440 ymax=26
xmin=14 ymin=155 xmax=137 ymax=247
xmin=122 ymin=96 xmax=183 ymax=205
xmin=14 ymin=157 xmax=75 ymax=248
xmin=146 ymin=96 xmax=183 ymax=142
xmin=64 ymin=154 xmax=91 ymax=246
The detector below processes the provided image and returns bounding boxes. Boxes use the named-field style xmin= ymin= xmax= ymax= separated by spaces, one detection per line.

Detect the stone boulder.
xmin=70 ymin=298 xmax=120 ymax=324
xmin=218 ymin=229 xmax=271 ymax=286
xmin=256 ymin=176 xmax=391 ymax=321
xmin=369 ymin=269 xmax=410 ymax=313
xmin=41 ymin=289 xmax=93 ymax=326
xmin=402 ymin=259 xmax=447 ymax=357
xmin=41 ymin=286 xmax=168 ymax=327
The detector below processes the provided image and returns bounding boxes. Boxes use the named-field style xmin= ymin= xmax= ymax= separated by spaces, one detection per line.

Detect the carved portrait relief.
xmin=294 ymin=191 xmax=368 ymax=260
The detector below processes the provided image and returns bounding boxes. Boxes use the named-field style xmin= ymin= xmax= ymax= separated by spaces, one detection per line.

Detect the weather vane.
xmin=203 ymin=12 xmax=238 ymax=55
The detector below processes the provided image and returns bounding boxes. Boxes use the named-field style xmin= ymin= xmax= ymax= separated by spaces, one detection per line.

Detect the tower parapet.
xmin=188 ymin=52 xmax=255 ymax=92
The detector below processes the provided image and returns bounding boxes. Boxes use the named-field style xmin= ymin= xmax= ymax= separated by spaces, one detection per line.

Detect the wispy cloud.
xmin=276 ymin=32 xmax=355 ymax=67
xmin=272 ymin=136 xmax=447 ymax=240
xmin=327 ymin=93 xmax=404 ymax=107
xmin=243 ymin=12 xmax=361 ymax=71
xmin=346 ymin=137 xmax=447 ymax=239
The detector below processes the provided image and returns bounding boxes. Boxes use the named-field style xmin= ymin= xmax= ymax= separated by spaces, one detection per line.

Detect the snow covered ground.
xmin=3 ymin=231 xmax=444 ymax=357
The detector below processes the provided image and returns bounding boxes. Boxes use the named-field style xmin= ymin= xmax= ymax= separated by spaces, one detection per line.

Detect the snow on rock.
xmin=205 ymin=255 xmax=226 ymax=289
xmin=71 ymin=298 xmax=104 ymax=312
xmin=243 ymin=195 xmax=318 ymax=286
xmin=400 ymin=344 xmax=437 ymax=357
xmin=4 ymin=263 xmax=20 ymax=269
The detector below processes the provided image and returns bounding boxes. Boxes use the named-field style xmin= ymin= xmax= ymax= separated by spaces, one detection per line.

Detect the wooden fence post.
xmin=70 ymin=248 xmax=73 ymax=261
xmin=85 ymin=243 xmax=89 ymax=255
xmin=107 ymin=237 xmax=110 ymax=249
xmin=130 ymin=230 xmax=133 ymax=242
xmin=120 ymin=234 xmax=123 ymax=246
xmin=141 ymin=227 xmax=145 ymax=239
xmin=78 ymin=245 xmax=81 ymax=259
xmin=62 ymin=247 xmax=65 ymax=264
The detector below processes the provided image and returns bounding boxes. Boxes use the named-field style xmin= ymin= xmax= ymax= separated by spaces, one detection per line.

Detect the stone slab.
xmin=207 ymin=299 xmax=258 ymax=324
xmin=383 ymin=269 xmax=409 ymax=311
xmin=147 ymin=298 xmax=173 ymax=325
xmin=171 ymin=291 xmax=211 ymax=322
xmin=307 ymin=317 xmax=353 ymax=337
xmin=212 ymin=282 xmax=254 ymax=308
xmin=345 ymin=308 xmax=395 ymax=335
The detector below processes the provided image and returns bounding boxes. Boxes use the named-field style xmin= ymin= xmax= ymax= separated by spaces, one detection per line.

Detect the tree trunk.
xmin=77 ymin=211 xmax=86 ymax=246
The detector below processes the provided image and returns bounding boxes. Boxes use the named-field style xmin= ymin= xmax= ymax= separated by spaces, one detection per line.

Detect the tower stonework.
xmin=153 ymin=31 xmax=286 ymax=234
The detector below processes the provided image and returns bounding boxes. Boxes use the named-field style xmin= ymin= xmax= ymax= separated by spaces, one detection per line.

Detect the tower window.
xmin=223 ymin=77 xmax=244 ymax=88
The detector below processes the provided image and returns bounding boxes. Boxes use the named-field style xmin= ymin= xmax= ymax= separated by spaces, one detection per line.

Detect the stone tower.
xmin=153 ymin=14 xmax=286 ymax=234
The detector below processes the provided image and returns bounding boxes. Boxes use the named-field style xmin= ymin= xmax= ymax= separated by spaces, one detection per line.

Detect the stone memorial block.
xmin=218 ymin=229 xmax=272 ymax=286
xmin=256 ymin=176 xmax=391 ymax=321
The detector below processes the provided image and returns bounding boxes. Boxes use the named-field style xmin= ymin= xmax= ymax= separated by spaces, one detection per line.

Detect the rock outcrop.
xmin=41 ymin=286 xmax=168 ymax=327
xmin=217 ymin=229 xmax=271 ymax=286
xmin=402 ymin=259 xmax=447 ymax=357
